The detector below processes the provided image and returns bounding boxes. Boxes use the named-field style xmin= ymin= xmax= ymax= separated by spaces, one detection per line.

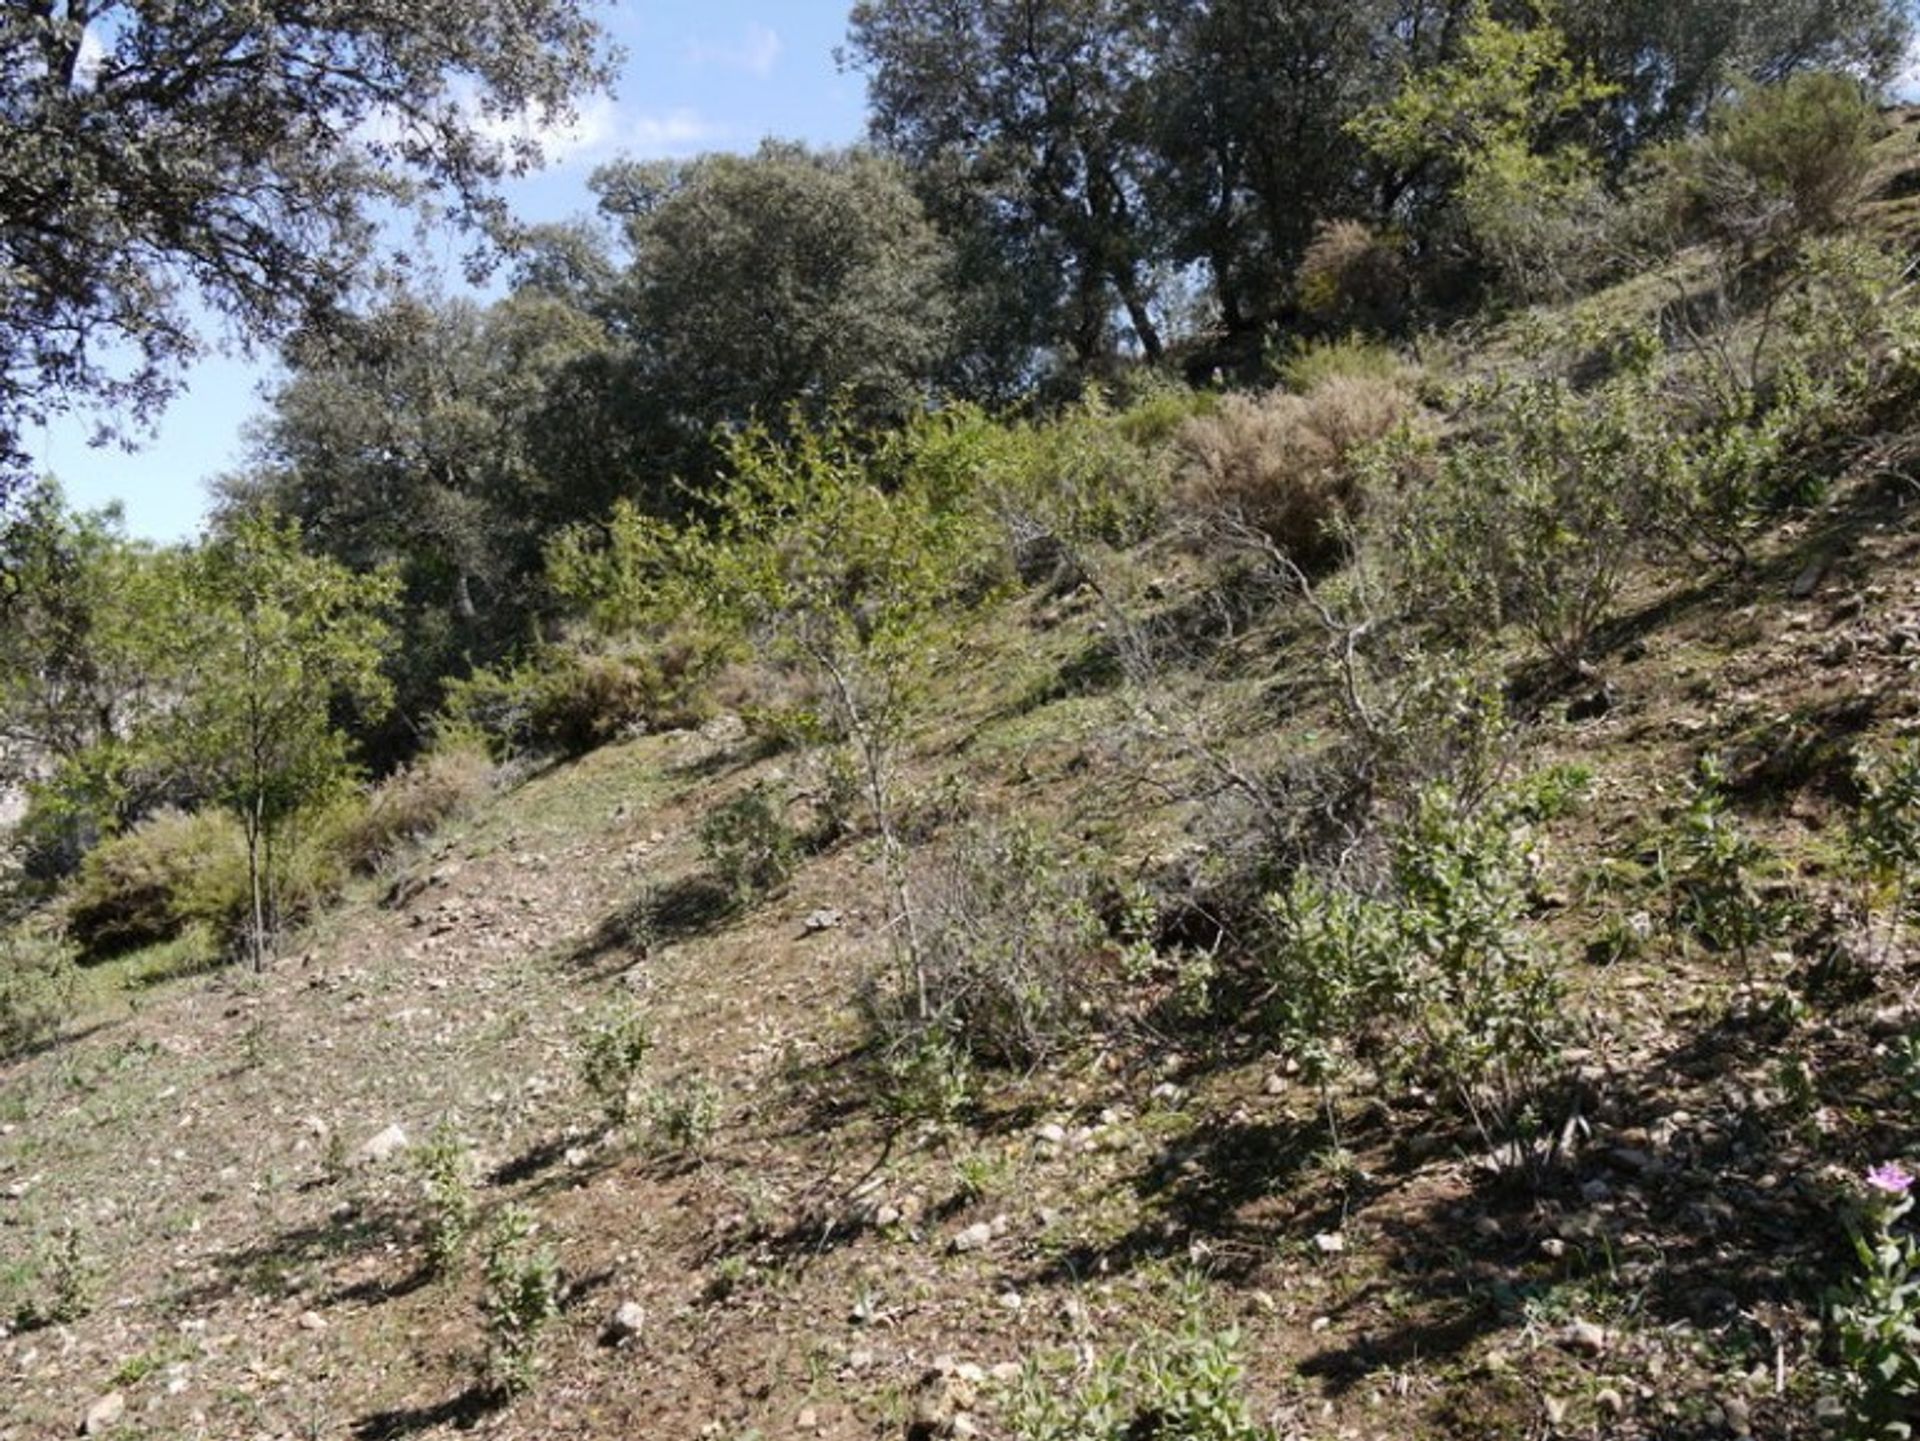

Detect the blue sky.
xmin=26 ymin=2 xmax=870 ymax=541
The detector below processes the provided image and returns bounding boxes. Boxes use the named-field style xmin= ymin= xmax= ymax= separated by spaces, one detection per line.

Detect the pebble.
xmin=606 ymin=1301 xmax=646 ymax=1344
xmin=951 ymin=1222 xmax=994 ymax=1254
xmin=82 ymin=1393 xmax=126 ymax=1435
xmin=1559 ymin=1319 xmax=1608 ymax=1356
xmin=351 ymin=1124 xmax=409 ymax=1166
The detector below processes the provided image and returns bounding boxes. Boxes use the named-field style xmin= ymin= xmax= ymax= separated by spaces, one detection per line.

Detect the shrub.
xmin=413 ymin=1122 xmax=477 ymax=1278
xmin=1830 ymin=1167 xmax=1920 ymax=1437
xmin=479 ymin=1204 xmax=560 ymax=1399
xmin=1295 ymin=219 xmax=1409 ymax=334
xmin=1174 ymin=376 xmax=1418 ymax=571
xmin=1262 ymin=781 xmax=1565 ymax=1151
xmin=441 ymin=638 xmax=720 ymax=762
xmin=334 ymin=744 xmax=494 ymax=875
xmin=1273 ymin=335 xmax=1407 ymax=394
xmin=1673 ymin=71 xmax=1878 ymax=255
xmin=646 ymin=1074 xmax=721 ymax=1155
xmin=4 ymin=1224 xmax=101 ymax=1331
xmin=0 ymin=926 xmax=76 ymax=1060
xmin=63 ymin=808 xmax=249 ymax=958
xmin=577 ymin=1002 xmax=653 ymax=1129
xmin=1658 ymin=761 xmax=1797 ymax=973
xmin=867 ymin=822 xmax=1107 ymax=1070
xmin=1851 ymin=742 xmax=1920 ymax=959
xmin=1006 ymin=1281 xmax=1271 ymax=1441
xmin=697 ymin=782 xmax=800 ymax=905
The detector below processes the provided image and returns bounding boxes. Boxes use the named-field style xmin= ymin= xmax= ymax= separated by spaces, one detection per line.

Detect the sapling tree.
xmin=147 ymin=515 xmax=395 ymax=968
xmin=549 ymin=415 xmax=998 ymax=1019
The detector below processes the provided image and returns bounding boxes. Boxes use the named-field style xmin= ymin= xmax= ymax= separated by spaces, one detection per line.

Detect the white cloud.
xmin=471 ymin=92 xmax=619 ymax=167
xmin=621 ymin=108 xmax=722 ymax=158
xmin=688 ymin=23 xmax=784 ymax=79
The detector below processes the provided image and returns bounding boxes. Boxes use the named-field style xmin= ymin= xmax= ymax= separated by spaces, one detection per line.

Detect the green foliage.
xmin=645 ymin=1075 xmax=721 ymax=1155
xmin=697 ymin=783 xmax=800 ymax=906
xmin=1263 ymin=781 xmax=1565 ymax=1139
xmin=1831 ymin=1177 xmax=1920 ymax=1439
xmin=142 ymin=514 xmax=396 ymax=966
xmin=479 ymin=1204 xmax=561 ymax=1399
xmin=0 ymin=926 xmax=75 ymax=1059
xmin=1272 ymin=336 xmax=1407 ymax=394
xmin=1851 ymin=742 xmax=1920 ymax=931
xmin=1438 ymin=367 xmax=1653 ymax=663
xmin=0 ymin=1 xmax=613 ymax=480
xmin=593 ymin=141 xmax=958 ymax=467
xmin=875 ymin=1026 xmax=976 ymax=1129
xmin=1006 ymin=1281 xmax=1272 ymax=1440
xmin=64 ymin=808 xmax=250 ymax=959
xmin=1658 ymin=761 xmax=1796 ymax=970
xmin=1660 ymin=72 xmax=1878 ymax=255
xmin=1351 ymin=2 xmax=1618 ymax=299
xmin=413 ymin=1123 xmax=478 ymax=1279
xmin=4 ymin=1224 xmax=102 ymax=1332
xmin=577 ymin=1002 xmax=653 ymax=1129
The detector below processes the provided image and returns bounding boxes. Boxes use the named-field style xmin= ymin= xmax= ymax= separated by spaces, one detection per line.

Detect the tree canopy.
xmin=0 ymin=0 xmax=614 ymax=497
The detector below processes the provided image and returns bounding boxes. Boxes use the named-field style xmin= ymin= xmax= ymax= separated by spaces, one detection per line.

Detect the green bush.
xmin=413 ymin=1122 xmax=478 ymax=1278
xmin=1006 ymin=1282 xmax=1271 ymax=1440
xmin=697 ymin=782 xmax=800 ymax=905
xmin=1262 ymin=781 xmax=1564 ymax=1143
xmin=577 ymin=1001 xmax=653 ymax=1129
xmin=0 ymin=926 xmax=76 ymax=1060
xmin=442 ymin=638 xmax=720 ymax=762
xmin=646 ymin=1074 xmax=721 ymax=1155
xmin=479 ymin=1204 xmax=560 ymax=1399
xmin=63 ymin=808 xmax=249 ymax=958
xmin=1667 ymin=71 xmax=1878 ymax=254
xmin=1658 ymin=761 xmax=1797 ymax=971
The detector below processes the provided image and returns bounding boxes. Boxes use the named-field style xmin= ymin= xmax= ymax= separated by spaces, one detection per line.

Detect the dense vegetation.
xmin=5 ymin=3 xmax=1920 ymax=1437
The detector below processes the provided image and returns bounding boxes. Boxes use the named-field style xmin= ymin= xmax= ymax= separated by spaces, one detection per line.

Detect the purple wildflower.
xmin=1867 ymin=1162 xmax=1916 ymax=1196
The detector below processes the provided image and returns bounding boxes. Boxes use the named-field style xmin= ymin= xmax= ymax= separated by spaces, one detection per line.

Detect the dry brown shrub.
xmin=1174 ymin=376 xmax=1418 ymax=571
xmin=1296 ymin=220 xmax=1409 ymax=333
xmin=335 ymin=744 xmax=496 ymax=875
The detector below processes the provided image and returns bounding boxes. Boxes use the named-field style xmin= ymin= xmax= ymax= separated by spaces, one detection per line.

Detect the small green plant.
xmin=1850 ymin=742 xmax=1920 ymax=965
xmin=7 ymin=1224 xmax=102 ymax=1330
xmin=1659 ymin=761 xmax=1796 ymax=974
xmin=479 ymin=1204 xmax=561 ymax=1399
xmin=697 ymin=782 xmax=800 ymax=905
xmin=1005 ymin=1278 xmax=1272 ymax=1440
xmin=413 ymin=1122 xmax=477 ymax=1277
xmin=1262 ymin=778 xmax=1566 ymax=1159
xmin=1830 ymin=1164 xmax=1920 ymax=1438
xmin=875 ymin=1027 xmax=974 ymax=1128
xmin=646 ymin=1074 xmax=720 ymax=1155
xmin=578 ymin=1002 xmax=653 ymax=1128
xmin=0 ymin=926 xmax=76 ymax=1060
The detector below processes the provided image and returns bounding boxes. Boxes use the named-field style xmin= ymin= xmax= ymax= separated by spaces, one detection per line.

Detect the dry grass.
xmin=1173 ymin=375 xmax=1420 ymax=570
xmin=334 ymin=743 xmax=497 ymax=876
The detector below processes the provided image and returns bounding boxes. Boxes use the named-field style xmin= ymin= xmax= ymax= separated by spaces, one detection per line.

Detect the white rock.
xmin=606 ymin=1301 xmax=646 ymax=1343
xmin=352 ymin=1125 xmax=409 ymax=1166
xmin=952 ymin=1222 xmax=994 ymax=1254
xmin=82 ymin=1393 xmax=126 ymax=1435
xmin=1313 ymin=1232 xmax=1346 ymax=1255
